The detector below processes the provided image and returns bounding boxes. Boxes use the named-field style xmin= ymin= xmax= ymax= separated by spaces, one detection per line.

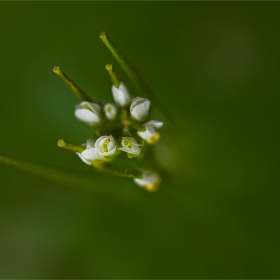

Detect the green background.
xmin=0 ymin=2 xmax=279 ymax=278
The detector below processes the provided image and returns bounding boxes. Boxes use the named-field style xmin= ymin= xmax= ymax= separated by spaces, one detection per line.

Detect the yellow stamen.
xmin=147 ymin=132 xmax=160 ymax=144
xmin=123 ymin=139 xmax=131 ymax=148
xmin=102 ymin=140 xmax=110 ymax=153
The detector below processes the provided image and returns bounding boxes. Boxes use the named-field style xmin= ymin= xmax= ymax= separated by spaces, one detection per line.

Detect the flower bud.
xmin=112 ymin=82 xmax=131 ymax=107
xmin=104 ymin=103 xmax=117 ymax=120
xmin=137 ymin=120 xmax=163 ymax=142
xmin=75 ymin=102 xmax=101 ymax=125
xmin=130 ymin=97 xmax=151 ymax=122
xmin=133 ymin=170 xmax=160 ymax=191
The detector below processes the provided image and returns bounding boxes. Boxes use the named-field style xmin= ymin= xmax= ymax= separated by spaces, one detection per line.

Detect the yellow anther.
xmin=102 ymin=142 xmax=109 ymax=153
xmin=147 ymin=132 xmax=160 ymax=144
xmin=145 ymin=184 xmax=158 ymax=192
xmin=105 ymin=139 xmax=110 ymax=144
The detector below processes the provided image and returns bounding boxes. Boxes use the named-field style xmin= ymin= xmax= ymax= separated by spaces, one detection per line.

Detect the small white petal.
xmin=130 ymin=97 xmax=151 ymax=121
xmin=133 ymin=170 xmax=160 ymax=187
xmin=107 ymin=135 xmax=116 ymax=150
xmin=137 ymin=125 xmax=156 ymax=141
xmin=75 ymin=102 xmax=101 ymax=125
xmin=95 ymin=136 xmax=108 ymax=149
xmin=112 ymin=82 xmax=131 ymax=107
xmin=85 ymin=102 xmax=101 ymax=114
xmin=118 ymin=147 xmax=132 ymax=153
xmin=144 ymin=120 xmax=164 ymax=129
xmin=81 ymin=147 xmax=104 ymax=161
xmin=75 ymin=109 xmax=99 ymax=124
xmin=76 ymin=139 xmax=106 ymax=165
xmin=76 ymin=152 xmax=92 ymax=165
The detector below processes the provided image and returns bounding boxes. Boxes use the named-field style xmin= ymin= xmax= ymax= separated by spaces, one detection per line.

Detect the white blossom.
xmin=134 ymin=170 xmax=160 ymax=191
xmin=104 ymin=103 xmax=117 ymax=120
xmin=77 ymin=140 xmax=104 ymax=165
xmin=112 ymin=82 xmax=131 ymax=107
xmin=95 ymin=135 xmax=117 ymax=157
xmin=130 ymin=97 xmax=151 ymax=121
xmin=75 ymin=101 xmax=101 ymax=125
xmin=137 ymin=120 xmax=164 ymax=141
xmin=118 ymin=137 xmax=141 ymax=155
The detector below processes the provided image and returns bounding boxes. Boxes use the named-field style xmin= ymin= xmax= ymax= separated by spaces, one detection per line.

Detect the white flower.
xmin=95 ymin=135 xmax=117 ymax=157
xmin=112 ymin=82 xmax=131 ymax=107
xmin=77 ymin=140 xmax=104 ymax=165
xmin=104 ymin=103 xmax=117 ymax=120
xmin=75 ymin=101 xmax=101 ymax=125
xmin=118 ymin=137 xmax=141 ymax=155
xmin=134 ymin=170 xmax=160 ymax=191
xmin=137 ymin=120 xmax=164 ymax=142
xmin=130 ymin=97 xmax=151 ymax=121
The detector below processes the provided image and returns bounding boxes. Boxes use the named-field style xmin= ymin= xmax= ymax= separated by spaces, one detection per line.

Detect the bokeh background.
xmin=0 ymin=2 xmax=280 ymax=278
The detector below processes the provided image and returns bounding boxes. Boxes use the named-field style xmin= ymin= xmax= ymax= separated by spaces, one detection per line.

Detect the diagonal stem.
xmin=99 ymin=32 xmax=175 ymax=126
xmin=100 ymin=32 xmax=151 ymax=98
xmin=0 ymin=154 xmax=142 ymax=192
xmin=0 ymin=154 xmax=96 ymax=192
xmin=53 ymin=66 xmax=94 ymax=102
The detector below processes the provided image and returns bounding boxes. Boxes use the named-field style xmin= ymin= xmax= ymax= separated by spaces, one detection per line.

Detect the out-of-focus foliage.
xmin=0 ymin=2 xmax=279 ymax=278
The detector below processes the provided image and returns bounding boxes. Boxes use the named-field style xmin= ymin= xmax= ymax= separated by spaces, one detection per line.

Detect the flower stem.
xmin=105 ymin=64 xmax=120 ymax=88
xmin=98 ymin=162 xmax=143 ymax=179
xmin=53 ymin=66 xmax=94 ymax=102
xmin=100 ymin=32 xmax=150 ymax=98
xmin=0 ymin=154 xmax=98 ymax=192
xmin=99 ymin=32 xmax=175 ymax=127
xmin=131 ymin=122 xmax=146 ymax=132
xmin=57 ymin=139 xmax=85 ymax=153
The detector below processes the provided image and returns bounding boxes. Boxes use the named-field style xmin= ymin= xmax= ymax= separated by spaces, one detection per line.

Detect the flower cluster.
xmin=76 ymin=82 xmax=163 ymax=188
xmin=55 ymin=65 xmax=162 ymax=191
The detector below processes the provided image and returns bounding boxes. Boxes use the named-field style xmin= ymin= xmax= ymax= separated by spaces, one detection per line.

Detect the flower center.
xmin=84 ymin=104 xmax=92 ymax=111
xmin=102 ymin=139 xmax=110 ymax=153
xmin=123 ymin=139 xmax=131 ymax=148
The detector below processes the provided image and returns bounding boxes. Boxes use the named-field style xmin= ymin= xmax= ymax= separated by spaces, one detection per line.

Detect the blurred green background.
xmin=0 ymin=2 xmax=280 ymax=278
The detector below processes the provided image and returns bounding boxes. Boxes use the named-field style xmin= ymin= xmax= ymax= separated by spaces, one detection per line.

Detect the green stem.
xmin=105 ymin=64 xmax=120 ymax=88
xmin=99 ymin=162 xmax=143 ymax=179
xmin=53 ymin=66 xmax=94 ymax=102
xmin=100 ymin=32 xmax=150 ymax=98
xmin=57 ymin=139 xmax=85 ymax=153
xmin=0 ymin=154 xmax=97 ymax=192
xmin=57 ymin=140 xmax=143 ymax=179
